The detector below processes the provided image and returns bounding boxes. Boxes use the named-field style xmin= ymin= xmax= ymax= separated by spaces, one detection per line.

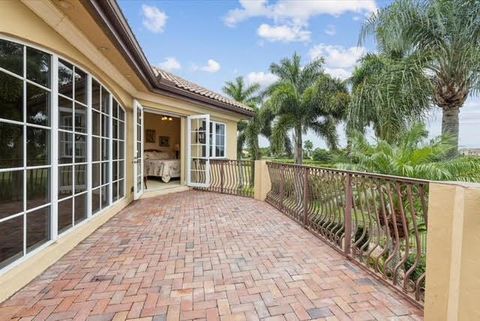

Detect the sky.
xmin=118 ymin=0 xmax=479 ymax=149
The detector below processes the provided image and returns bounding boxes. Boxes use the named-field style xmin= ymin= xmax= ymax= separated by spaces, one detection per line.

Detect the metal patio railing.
xmin=198 ymin=159 xmax=254 ymax=197
xmin=265 ymin=162 xmax=429 ymax=307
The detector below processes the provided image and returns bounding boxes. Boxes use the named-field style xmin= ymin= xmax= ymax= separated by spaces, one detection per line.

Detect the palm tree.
xmin=347 ymin=53 xmax=431 ymax=143
xmin=268 ymin=53 xmax=349 ymax=164
xmin=222 ymin=76 xmax=272 ymax=160
xmin=339 ymin=123 xmax=480 ymax=182
xmin=361 ymin=0 xmax=480 ymax=154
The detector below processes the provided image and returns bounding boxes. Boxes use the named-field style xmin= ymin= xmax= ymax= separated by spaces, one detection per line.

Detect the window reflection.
xmin=0 ymin=39 xmax=23 ymax=76
xmin=27 ymin=127 xmax=50 ymax=166
xmin=58 ymin=59 xmax=73 ymax=98
xmin=0 ymin=215 xmax=23 ymax=269
xmin=0 ymin=72 xmax=23 ymax=121
xmin=26 ymin=47 xmax=50 ymax=88
xmin=27 ymin=83 xmax=50 ymax=126
xmin=0 ymin=170 xmax=23 ymax=219
xmin=26 ymin=206 xmax=50 ymax=252
xmin=26 ymin=168 xmax=50 ymax=209
xmin=0 ymin=122 xmax=23 ymax=168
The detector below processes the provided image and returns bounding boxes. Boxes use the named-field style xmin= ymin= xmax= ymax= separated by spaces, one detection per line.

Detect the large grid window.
xmin=0 ymin=39 xmax=52 ymax=268
xmin=112 ymin=99 xmax=125 ymax=201
xmin=57 ymin=59 xmax=88 ymax=233
xmin=209 ymin=121 xmax=226 ymax=158
xmin=0 ymin=37 xmax=126 ymax=271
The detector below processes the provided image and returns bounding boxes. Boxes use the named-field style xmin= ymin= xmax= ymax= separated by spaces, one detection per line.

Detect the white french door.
xmin=187 ymin=115 xmax=210 ymax=187
xmin=133 ymin=100 xmax=144 ymax=199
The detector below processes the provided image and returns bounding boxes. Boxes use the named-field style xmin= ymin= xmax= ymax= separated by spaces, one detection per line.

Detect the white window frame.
xmin=0 ymin=35 xmax=127 ymax=275
xmin=209 ymin=121 xmax=227 ymax=159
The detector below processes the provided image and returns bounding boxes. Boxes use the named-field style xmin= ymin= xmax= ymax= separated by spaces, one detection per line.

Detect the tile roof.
xmin=152 ymin=67 xmax=253 ymax=114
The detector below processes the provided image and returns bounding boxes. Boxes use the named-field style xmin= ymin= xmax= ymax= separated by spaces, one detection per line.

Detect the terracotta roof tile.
xmin=152 ymin=66 xmax=253 ymax=113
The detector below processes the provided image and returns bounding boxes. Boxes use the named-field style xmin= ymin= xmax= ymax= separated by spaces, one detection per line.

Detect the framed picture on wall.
xmin=159 ymin=136 xmax=170 ymax=147
xmin=145 ymin=129 xmax=156 ymax=143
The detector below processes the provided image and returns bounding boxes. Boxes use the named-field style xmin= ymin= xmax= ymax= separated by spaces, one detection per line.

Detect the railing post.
xmin=220 ymin=161 xmax=224 ymax=194
xmin=344 ymin=173 xmax=353 ymax=256
xmin=279 ymin=165 xmax=285 ymax=210
xmin=303 ymin=167 xmax=309 ymax=228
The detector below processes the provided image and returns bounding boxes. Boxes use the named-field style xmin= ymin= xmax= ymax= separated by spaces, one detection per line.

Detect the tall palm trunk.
xmin=441 ymin=107 xmax=460 ymax=157
xmin=294 ymin=125 xmax=303 ymax=165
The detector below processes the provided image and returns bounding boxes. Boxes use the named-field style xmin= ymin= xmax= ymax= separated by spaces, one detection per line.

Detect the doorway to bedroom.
xmin=143 ymin=111 xmax=181 ymax=192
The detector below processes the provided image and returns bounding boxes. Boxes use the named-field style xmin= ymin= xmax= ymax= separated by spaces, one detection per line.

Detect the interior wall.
xmin=144 ymin=113 xmax=181 ymax=156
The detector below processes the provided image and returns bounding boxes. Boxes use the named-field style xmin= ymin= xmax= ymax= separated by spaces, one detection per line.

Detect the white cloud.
xmin=142 ymin=4 xmax=167 ymax=33
xmin=158 ymin=57 xmax=181 ymax=71
xmin=246 ymin=71 xmax=278 ymax=88
xmin=324 ymin=24 xmax=336 ymax=36
xmin=225 ymin=1 xmax=377 ymax=44
xmin=257 ymin=24 xmax=310 ymax=43
xmin=224 ymin=0 xmax=377 ymax=27
xmin=198 ymin=59 xmax=221 ymax=73
xmin=309 ymin=44 xmax=366 ymax=80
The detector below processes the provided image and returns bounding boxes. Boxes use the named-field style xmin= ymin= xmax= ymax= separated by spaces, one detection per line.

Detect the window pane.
xmin=27 ymin=168 xmax=50 ymax=209
xmin=75 ymin=103 xmax=87 ymax=133
xmin=27 ymin=127 xmax=50 ymax=166
xmin=58 ymin=59 xmax=73 ymax=98
xmin=113 ymin=161 xmax=118 ymax=181
xmin=26 ymin=206 xmax=50 ymax=252
xmin=58 ymin=165 xmax=73 ymax=200
xmin=92 ymin=188 xmax=100 ymax=214
xmin=0 ymin=72 xmax=23 ymax=121
xmin=27 ymin=83 xmax=50 ymax=126
xmin=92 ymin=79 xmax=100 ymax=111
xmin=119 ymin=142 xmax=124 ymax=160
xmin=112 ymin=181 xmax=118 ymax=201
xmin=101 ymin=162 xmax=109 ymax=185
xmin=92 ymin=163 xmax=101 ymax=188
xmin=112 ymin=120 xmax=118 ymax=139
xmin=74 ymin=193 xmax=87 ymax=224
xmin=102 ymin=114 xmax=109 ymax=137
xmin=92 ymin=137 xmax=100 ymax=162
xmin=101 ymin=185 xmax=109 ymax=208
xmin=112 ymin=100 xmax=118 ymax=118
xmin=75 ymin=134 xmax=86 ymax=163
xmin=0 ymin=39 xmax=23 ymax=76
xmin=119 ymin=122 xmax=125 ymax=140
xmin=113 ymin=140 xmax=118 ymax=160
xmin=26 ymin=47 xmax=50 ymax=88
xmin=58 ymin=96 xmax=73 ymax=131
xmin=74 ymin=67 xmax=87 ymax=104
xmin=92 ymin=110 xmax=100 ymax=136
xmin=0 ymin=215 xmax=24 ymax=269
xmin=0 ymin=170 xmax=23 ymax=219
xmin=0 ymin=122 xmax=23 ymax=168
xmin=59 ymin=131 xmax=73 ymax=164
xmin=75 ymin=164 xmax=86 ymax=193
xmin=119 ymin=179 xmax=124 ymax=198
xmin=58 ymin=198 xmax=72 ymax=234
xmin=118 ymin=108 xmax=125 ymax=121
xmin=119 ymin=161 xmax=124 ymax=179
xmin=102 ymin=138 xmax=109 ymax=161
xmin=101 ymin=87 xmax=109 ymax=113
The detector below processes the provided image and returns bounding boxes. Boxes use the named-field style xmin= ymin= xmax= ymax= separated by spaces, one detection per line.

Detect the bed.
xmin=144 ymin=150 xmax=180 ymax=183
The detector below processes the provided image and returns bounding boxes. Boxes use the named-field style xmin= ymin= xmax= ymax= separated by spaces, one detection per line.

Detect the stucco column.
xmin=254 ymin=160 xmax=271 ymax=201
xmin=424 ymin=182 xmax=480 ymax=321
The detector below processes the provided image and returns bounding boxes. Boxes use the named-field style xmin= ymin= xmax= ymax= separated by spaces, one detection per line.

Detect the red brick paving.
xmin=0 ymin=191 xmax=423 ymax=321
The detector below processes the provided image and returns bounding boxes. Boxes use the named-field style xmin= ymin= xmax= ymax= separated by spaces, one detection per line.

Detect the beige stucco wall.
xmin=0 ymin=0 xmax=243 ymax=302
xmin=425 ymin=182 xmax=480 ymax=321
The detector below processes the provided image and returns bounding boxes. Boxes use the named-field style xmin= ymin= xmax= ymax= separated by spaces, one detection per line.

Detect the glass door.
xmin=187 ymin=115 xmax=210 ymax=187
xmin=133 ymin=100 xmax=144 ymax=199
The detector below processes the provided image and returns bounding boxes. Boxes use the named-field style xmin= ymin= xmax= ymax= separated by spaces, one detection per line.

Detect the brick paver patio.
xmin=0 ymin=191 xmax=423 ymax=321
